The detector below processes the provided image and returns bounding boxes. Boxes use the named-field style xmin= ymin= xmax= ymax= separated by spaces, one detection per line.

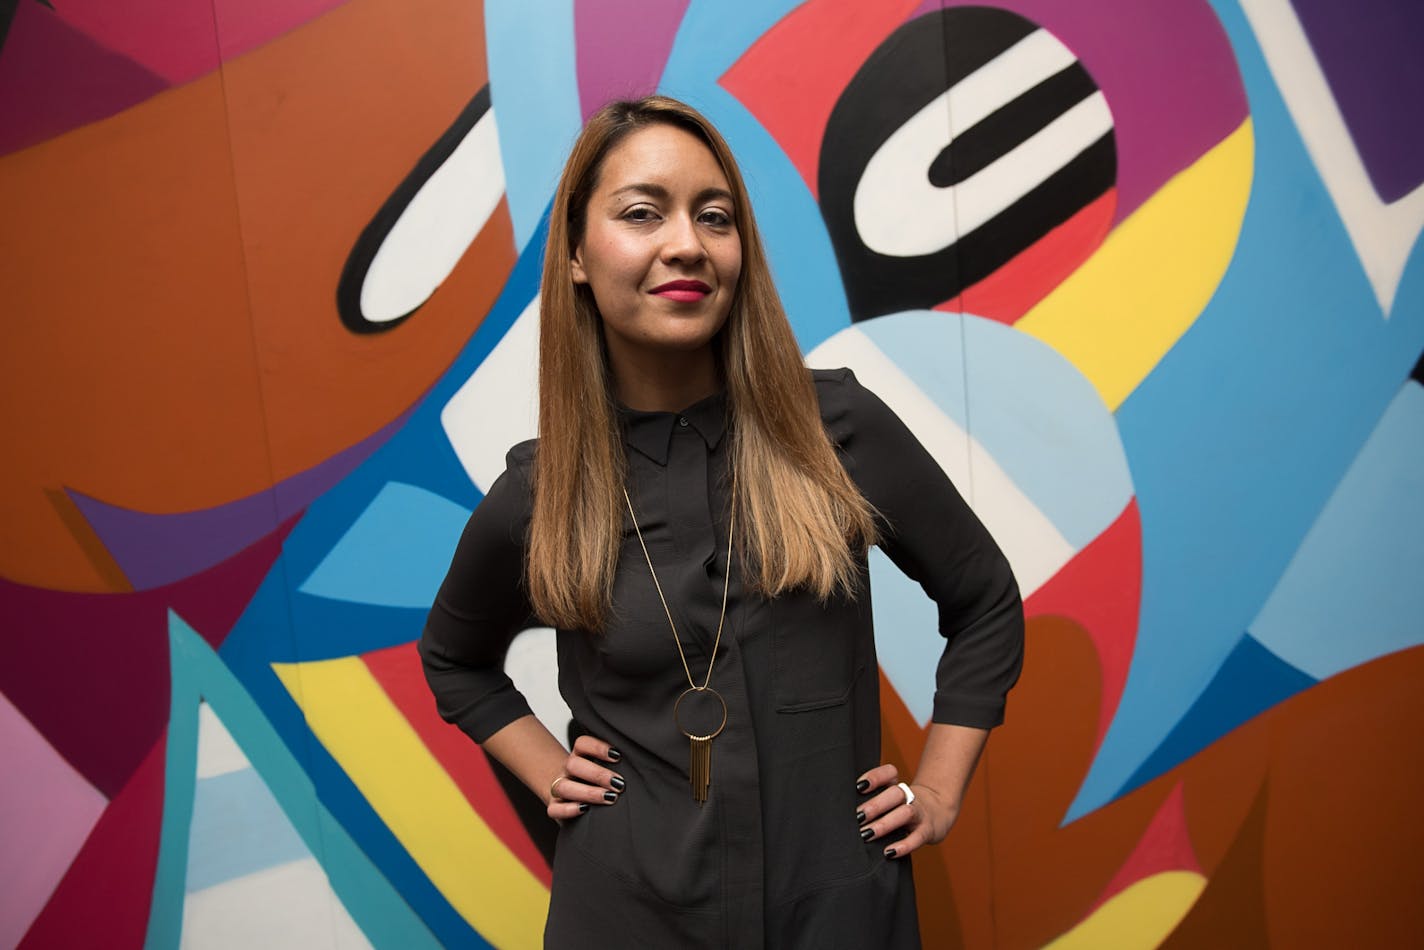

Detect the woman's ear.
xmin=571 ymin=246 xmax=588 ymax=284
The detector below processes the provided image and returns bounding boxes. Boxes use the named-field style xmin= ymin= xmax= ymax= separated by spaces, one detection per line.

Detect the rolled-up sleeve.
xmin=419 ymin=445 xmax=540 ymax=743
xmin=818 ymin=368 xmax=1024 ymax=729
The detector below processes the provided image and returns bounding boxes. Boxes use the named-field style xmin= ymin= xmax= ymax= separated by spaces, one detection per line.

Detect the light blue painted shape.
xmin=147 ymin=612 xmax=446 ymax=950
xmin=859 ymin=311 xmax=1135 ymax=550
xmin=869 ymin=548 xmax=944 ymax=725
xmin=298 ymin=482 xmax=471 ymax=608
xmin=185 ymin=767 xmax=310 ymax=892
xmin=486 ymin=1 xmax=583 ymax=251
xmin=1068 ymin=0 xmax=1424 ymax=820
xmin=659 ymin=0 xmax=853 ymax=351
xmin=1249 ymin=381 xmax=1424 ymax=679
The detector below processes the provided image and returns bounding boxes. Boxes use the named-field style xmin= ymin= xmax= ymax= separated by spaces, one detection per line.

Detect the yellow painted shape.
xmin=273 ymin=657 xmax=547 ymax=949
xmin=1045 ymin=870 xmax=1207 ymax=950
xmin=1017 ymin=121 xmax=1254 ymax=411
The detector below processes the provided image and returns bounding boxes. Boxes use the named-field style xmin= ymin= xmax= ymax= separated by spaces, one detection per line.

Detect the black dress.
xmin=421 ymin=368 xmax=1024 ymax=949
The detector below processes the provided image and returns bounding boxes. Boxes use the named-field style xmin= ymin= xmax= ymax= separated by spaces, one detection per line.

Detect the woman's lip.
xmin=650 ymin=279 xmax=711 ymax=297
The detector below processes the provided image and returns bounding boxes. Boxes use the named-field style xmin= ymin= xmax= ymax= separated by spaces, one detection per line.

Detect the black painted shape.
xmin=928 ymin=63 xmax=1099 ymax=188
xmin=1411 ymin=347 xmax=1424 ymax=386
xmin=335 ymin=84 xmax=493 ymax=334
xmin=818 ymin=7 xmax=1116 ymax=322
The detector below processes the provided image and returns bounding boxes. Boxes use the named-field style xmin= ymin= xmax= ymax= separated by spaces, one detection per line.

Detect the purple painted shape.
xmin=1291 ymin=0 xmax=1424 ymax=203
xmin=927 ymin=0 xmax=1249 ymax=223
xmin=575 ymin=0 xmax=692 ymax=120
xmin=68 ymin=409 xmax=409 ymax=591
xmin=0 ymin=2 xmax=169 ymax=157
xmin=0 ymin=691 xmax=108 ymax=950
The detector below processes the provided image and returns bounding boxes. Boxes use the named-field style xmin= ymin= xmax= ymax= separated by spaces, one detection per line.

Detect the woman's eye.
xmin=699 ymin=209 xmax=733 ymax=227
xmin=623 ymin=206 xmax=658 ymax=222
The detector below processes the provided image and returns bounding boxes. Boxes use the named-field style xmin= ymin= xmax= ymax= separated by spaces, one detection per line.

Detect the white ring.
xmin=897 ymin=782 xmax=915 ymax=807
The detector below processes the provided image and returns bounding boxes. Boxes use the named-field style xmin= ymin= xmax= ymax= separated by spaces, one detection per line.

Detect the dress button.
xmin=678 ymin=416 xmax=690 ymax=427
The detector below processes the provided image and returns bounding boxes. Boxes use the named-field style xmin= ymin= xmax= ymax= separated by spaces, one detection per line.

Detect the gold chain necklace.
xmin=622 ymin=478 xmax=735 ymax=804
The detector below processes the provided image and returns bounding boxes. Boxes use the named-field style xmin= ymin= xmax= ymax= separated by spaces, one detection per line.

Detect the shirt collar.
xmin=620 ymin=390 xmax=727 ymax=465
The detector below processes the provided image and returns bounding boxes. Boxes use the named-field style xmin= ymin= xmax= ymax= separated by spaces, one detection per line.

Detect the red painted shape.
xmin=720 ymin=0 xmax=924 ymax=197
xmin=1089 ymin=782 xmax=1201 ymax=913
xmin=1024 ymin=499 xmax=1142 ymax=750
xmin=938 ymin=188 xmax=1117 ymax=323
xmin=169 ymin=515 xmax=297 ymax=651
xmin=361 ymin=642 xmax=552 ymax=888
xmin=19 ymin=735 xmax=166 ymax=950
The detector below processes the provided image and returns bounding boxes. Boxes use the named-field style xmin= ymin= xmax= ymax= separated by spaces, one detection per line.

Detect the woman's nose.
xmin=660 ymin=214 xmax=707 ymax=264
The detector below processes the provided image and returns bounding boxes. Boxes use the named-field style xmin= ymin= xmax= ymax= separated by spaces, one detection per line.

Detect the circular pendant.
xmin=673 ymin=686 xmax=728 ymax=741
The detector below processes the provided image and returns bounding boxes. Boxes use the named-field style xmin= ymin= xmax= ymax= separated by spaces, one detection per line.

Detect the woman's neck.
xmin=609 ymin=347 xmax=721 ymax=412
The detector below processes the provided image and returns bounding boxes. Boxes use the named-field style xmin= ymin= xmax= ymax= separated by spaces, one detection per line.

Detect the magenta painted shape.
xmin=0 ymin=521 xmax=287 ymax=797
xmin=49 ymin=0 xmax=221 ymax=84
xmin=1291 ymin=0 xmax=1424 ymax=202
xmin=920 ymin=0 xmax=1248 ymax=224
xmin=211 ymin=0 xmax=354 ymax=64
xmin=18 ymin=737 xmax=166 ymax=950
xmin=0 ymin=692 xmax=108 ymax=950
xmin=0 ymin=2 xmax=169 ymax=157
xmin=575 ymin=0 xmax=692 ymax=119
xmin=68 ymin=408 xmax=406 ymax=592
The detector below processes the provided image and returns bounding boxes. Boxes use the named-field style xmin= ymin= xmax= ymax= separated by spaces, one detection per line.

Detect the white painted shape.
xmin=806 ymin=329 xmax=1074 ymax=597
xmin=195 ymin=701 xmax=250 ymax=779
xmin=440 ymin=298 xmax=541 ymax=492
xmin=181 ymin=857 xmax=372 ymax=950
xmin=1242 ymin=0 xmax=1424 ymax=315
xmin=360 ymin=109 xmax=506 ymax=323
xmin=853 ymin=30 xmax=1111 ymax=258
xmin=505 ymin=627 xmax=574 ymax=749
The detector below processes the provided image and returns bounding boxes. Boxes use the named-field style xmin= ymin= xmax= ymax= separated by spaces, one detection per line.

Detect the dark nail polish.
xmin=856 ymin=779 xmax=871 ymax=793
xmin=860 ymin=826 xmax=874 ymax=842
xmin=608 ymin=747 xmax=622 ymax=761
xmin=604 ymin=790 xmax=619 ymax=803
xmin=855 ymin=810 xmax=866 ymax=824
xmin=578 ymin=803 xmax=590 ymax=814
xmin=884 ymin=847 xmax=897 ymax=858
xmin=610 ymin=776 xmax=626 ymax=792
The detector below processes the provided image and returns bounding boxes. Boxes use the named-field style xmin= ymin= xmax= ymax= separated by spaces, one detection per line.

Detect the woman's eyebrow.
xmin=608 ymin=183 xmax=735 ymax=205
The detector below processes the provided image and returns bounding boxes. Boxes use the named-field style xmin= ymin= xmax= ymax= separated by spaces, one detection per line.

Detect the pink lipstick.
xmin=650 ymin=279 xmax=711 ymax=302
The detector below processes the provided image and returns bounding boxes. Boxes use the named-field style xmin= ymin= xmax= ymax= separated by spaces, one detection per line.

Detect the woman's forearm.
xmin=481 ymin=714 xmax=571 ymax=805
xmin=913 ymin=721 xmax=989 ymax=816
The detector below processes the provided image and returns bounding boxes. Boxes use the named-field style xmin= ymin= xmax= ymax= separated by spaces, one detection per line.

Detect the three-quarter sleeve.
xmin=817 ymin=368 xmax=1025 ymax=729
xmin=419 ymin=443 xmax=540 ymax=743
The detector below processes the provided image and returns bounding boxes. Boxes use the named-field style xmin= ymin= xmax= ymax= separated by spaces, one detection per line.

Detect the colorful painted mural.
xmin=3 ymin=0 xmax=1421 ymax=947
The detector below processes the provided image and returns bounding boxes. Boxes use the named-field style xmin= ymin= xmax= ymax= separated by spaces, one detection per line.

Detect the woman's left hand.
xmin=854 ymin=763 xmax=960 ymax=859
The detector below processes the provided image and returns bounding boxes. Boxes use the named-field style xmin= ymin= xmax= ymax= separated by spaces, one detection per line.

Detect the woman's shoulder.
xmin=810 ymin=366 xmax=886 ymax=435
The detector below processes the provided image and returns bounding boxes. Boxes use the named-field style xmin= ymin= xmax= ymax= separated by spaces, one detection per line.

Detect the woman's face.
xmin=572 ymin=123 xmax=742 ymax=369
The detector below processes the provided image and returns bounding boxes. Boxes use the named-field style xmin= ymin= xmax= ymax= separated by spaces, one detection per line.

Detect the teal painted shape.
xmin=147 ymin=612 xmax=442 ymax=950
xmin=185 ymin=767 xmax=310 ymax=892
xmin=858 ymin=311 xmax=1134 ymax=550
xmin=486 ymin=0 xmax=582 ymax=251
xmin=869 ymin=548 xmax=944 ymax=725
xmin=1120 ymin=633 xmax=1315 ymax=795
xmin=1249 ymin=381 xmax=1424 ymax=679
xmin=298 ymin=482 xmax=471 ymax=608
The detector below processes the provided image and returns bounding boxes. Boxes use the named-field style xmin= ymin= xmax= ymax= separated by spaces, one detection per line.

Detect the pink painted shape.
xmin=1090 ymin=782 xmax=1202 ymax=912
xmin=0 ymin=2 xmax=169 ymax=157
xmin=0 ymin=692 xmax=108 ymax=950
xmin=18 ymin=736 xmax=166 ymax=950
xmin=575 ymin=0 xmax=692 ymax=119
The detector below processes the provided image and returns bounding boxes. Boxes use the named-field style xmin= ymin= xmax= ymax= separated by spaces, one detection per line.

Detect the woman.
xmin=421 ymin=95 xmax=1023 ymax=948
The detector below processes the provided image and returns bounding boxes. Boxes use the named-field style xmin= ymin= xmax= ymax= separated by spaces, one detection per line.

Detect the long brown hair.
xmin=529 ymin=95 xmax=876 ymax=631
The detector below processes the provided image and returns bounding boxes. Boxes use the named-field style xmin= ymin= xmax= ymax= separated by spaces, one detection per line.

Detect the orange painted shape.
xmin=361 ymin=642 xmax=551 ymax=888
xmin=720 ymin=0 xmax=925 ymax=198
xmin=1160 ymin=782 xmax=1271 ymax=949
xmin=1089 ymin=782 xmax=1201 ymax=914
xmin=1024 ymin=499 xmax=1142 ymax=750
xmin=938 ymin=189 xmax=1117 ymax=323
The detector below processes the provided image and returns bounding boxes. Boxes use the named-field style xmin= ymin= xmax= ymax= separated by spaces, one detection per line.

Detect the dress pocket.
xmin=771 ymin=596 xmax=863 ymax=712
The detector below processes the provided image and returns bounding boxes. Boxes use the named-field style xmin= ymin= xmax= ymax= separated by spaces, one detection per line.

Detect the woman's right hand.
xmin=545 ymin=734 xmax=625 ymax=821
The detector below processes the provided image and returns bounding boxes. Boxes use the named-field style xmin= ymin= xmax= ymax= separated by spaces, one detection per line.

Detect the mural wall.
xmin=3 ymin=0 xmax=1421 ymax=946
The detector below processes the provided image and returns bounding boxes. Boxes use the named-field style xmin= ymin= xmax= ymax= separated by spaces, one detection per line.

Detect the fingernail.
xmin=578 ymin=803 xmax=590 ymax=814
xmin=860 ymin=826 xmax=874 ymax=842
xmin=856 ymin=779 xmax=871 ymax=793
xmin=608 ymin=747 xmax=622 ymax=761
xmin=884 ymin=847 xmax=897 ymax=858
xmin=603 ymin=791 xmax=619 ymax=803
xmin=855 ymin=810 xmax=866 ymax=824
xmin=610 ymin=776 xmax=626 ymax=792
